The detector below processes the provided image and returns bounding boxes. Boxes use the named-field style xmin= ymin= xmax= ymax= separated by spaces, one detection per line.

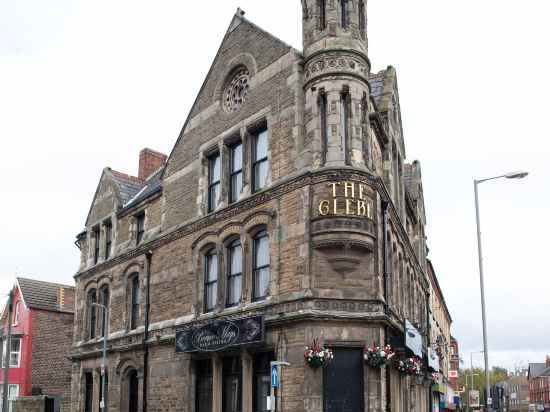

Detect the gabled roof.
xmin=529 ymin=363 xmax=550 ymax=379
xmin=369 ymin=70 xmax=387 ymax=107
xmin=119 ymin=166 xmax=164 ymax=214
xmin=109 ymin=169 xmax=146 ymax=205
xmin=162 ymin=9 xmax=297 ymax=180
xmin=16 ymin=277 xmax=75 ymax=313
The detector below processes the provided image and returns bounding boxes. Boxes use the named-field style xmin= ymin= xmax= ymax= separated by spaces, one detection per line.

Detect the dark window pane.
xmin=85 ymin=372 xmax=94 ymax=412
xmin=223 ymin=357 xmax=242 ymax=412
xmin=100 ymin=287 xmax=109 ymax=337
xmin=136 ymin=214 xmax=145 ymax=244
xmin=93 ymin=227 xmax=100 ymax=264
xmin=88 ymin=290 xmax=97 ymax=339
xmin=128 ymin=370 xmax=139 ymax=412
xmin=196 ymin=360 xmax=213 ymax=412
xmin=131 ymin=277 xmax=140 ymax=330
xmin=253 ymin=353 xmax=273 ymax=412
xmin=105 ymin=222 xmax=112 ymax=259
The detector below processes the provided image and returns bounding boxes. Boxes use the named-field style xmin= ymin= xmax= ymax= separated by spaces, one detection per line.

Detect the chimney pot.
xmin=139 ymin=148 xmax=167 ymax=181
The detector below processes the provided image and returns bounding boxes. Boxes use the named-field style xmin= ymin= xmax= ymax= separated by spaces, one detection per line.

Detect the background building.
xmin=70 ymin=2 xmax=452 ymax=412
xmin=0 ymin=278 xmax=75 ymax=412
xmin=528 ymin=359 xmax=550 ymax=411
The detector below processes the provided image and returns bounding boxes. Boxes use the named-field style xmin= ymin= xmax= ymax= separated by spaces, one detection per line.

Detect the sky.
xmin=1 ymin=0 xmax=549 ymax=371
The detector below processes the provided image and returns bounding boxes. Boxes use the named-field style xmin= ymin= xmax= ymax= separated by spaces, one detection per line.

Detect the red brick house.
xmin=0 ymin=278 xmax=75 ymax=412
xmin=528 ymin=358 xmax=550 ymax=411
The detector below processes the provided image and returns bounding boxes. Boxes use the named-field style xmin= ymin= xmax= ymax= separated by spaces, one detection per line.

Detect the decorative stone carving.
xmin=304 ymin=51 xmax=370 ymax=86
xmin=223 ymin=67 xmax=250 ymax=113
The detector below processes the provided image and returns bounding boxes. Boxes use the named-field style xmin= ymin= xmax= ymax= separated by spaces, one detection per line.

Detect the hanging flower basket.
xmin=304 ymin=339 xmax=333 ymax=369
xmin=430 ymin=372 xmax=440 ymax=383
xmin=364 ymin=343 xmax=395 ymax=368
xmin=395 ymin=356 xmax=423 ymax=376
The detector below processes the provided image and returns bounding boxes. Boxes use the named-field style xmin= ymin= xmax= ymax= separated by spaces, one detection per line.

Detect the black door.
xmin=324 ymin=348 xmax=364 ymax=412
xmin=128 ymin=370 xmax=139 ymax=412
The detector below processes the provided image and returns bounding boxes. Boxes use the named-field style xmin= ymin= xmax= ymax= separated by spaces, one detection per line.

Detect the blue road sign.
xmin=271 ymin=365 xmax=279 ymax=388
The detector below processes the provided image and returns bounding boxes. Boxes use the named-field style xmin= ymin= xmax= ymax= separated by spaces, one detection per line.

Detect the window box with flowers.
xmin=304 ymin=339 xmax=333 ymax=369
xmin=364 ymin=343 xmax=395 ymax=368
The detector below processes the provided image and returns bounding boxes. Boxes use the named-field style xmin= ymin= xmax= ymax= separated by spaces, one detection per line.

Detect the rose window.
xmin=223 ymin=68 xmax=250 ymax=113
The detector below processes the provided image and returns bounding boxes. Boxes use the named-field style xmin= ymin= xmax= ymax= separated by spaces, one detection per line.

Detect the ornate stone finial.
xmin=236 ymin=7 xmax=245 ymax=17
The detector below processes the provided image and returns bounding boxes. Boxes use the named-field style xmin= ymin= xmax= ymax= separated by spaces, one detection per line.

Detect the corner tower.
xmin=302 ymin=0 xmax=372 ymax=168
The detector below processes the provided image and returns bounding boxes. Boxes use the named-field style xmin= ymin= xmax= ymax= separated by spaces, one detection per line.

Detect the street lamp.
xmin=91 ymin=302 xmax=109 ymax=412
xmin=474 ymin=170 xmax=528 ymax=412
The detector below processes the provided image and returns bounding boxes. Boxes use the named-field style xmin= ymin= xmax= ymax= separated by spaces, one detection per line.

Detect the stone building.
xmin=426 ymin=260 xmax=456 ymax=411
xmin=70 ymin=2 xmax=440 ymax=412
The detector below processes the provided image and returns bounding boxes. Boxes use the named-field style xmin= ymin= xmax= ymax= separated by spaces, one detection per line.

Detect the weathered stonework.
xmin=71 ymin=2 xmax=437 ymax=412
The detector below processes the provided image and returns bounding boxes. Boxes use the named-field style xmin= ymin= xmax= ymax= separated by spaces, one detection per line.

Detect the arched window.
xmin=204 ymin=249 xmax=219 ymax=312
xmin=359 ymin=0 xmax=366 ymax=39
xmin=226 ymin=239 xmax=243 ymax=307
xmin=252 ymin=230 xmax=270 ymax=301
xmin=340 ymin=87 xmax=351 ymax=165
xmin=130 ymin=276 xmax=140 ymax=330
xmin=318 ymin=0 xmax=326 ymax=30
xmin=100 ymin=286 xmax=109 ymax=338
xmin=341 ymin=0 xmax=348 ymax=29
xmin=87 ymin=289 xmax=97 ymax=339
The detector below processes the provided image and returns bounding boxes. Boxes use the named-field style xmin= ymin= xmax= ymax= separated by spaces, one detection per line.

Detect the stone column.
xmin=242 ymin=351 xmax=253 ymax=412
xmin=212 ymin=355 xmax=223 ymax=412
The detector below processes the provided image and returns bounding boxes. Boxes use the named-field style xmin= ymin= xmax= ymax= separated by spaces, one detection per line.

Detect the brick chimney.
xmin=139 ymin=148 xmax=167 ymax=181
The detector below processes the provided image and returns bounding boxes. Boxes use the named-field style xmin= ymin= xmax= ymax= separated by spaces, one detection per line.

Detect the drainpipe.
xmin=2 ymin=290 xmax=14 ymax=412
xmin=143 ymin=251 xmax=153 ymax=412
xmin=382 ymin=202 xmax=391 ymax=412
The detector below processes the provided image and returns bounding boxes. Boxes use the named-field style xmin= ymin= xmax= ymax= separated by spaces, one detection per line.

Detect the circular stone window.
xmin=223 ymin=68 xmax=250 ymax=113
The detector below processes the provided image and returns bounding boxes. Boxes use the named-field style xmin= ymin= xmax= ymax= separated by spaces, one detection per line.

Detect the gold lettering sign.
xmin=318 ymin=182 xmax=374 ymax=219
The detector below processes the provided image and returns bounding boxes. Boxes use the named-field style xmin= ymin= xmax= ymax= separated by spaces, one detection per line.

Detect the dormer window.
xmin=105 ymin=220 xmax=112 ymax=259
xmin=93 ymin=226 xmax=100 ymax=264
xmin=136 ymin=213 xmax=145 ymax=245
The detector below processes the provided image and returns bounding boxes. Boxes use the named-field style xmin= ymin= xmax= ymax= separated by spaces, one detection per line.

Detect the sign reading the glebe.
xmin=318 ymin=182 xmax=374 ymax=219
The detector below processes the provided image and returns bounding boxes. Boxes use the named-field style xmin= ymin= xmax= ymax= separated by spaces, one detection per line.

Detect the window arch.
xmin=252 ymin=230 xmax=270 ymax=301
xmin=204 ymin=248 xmax=219 ymax=312
xmin=226 ymin=238 xmax=243 ymax=307
xmin=87 ymin=289 xmax=97 ymax=340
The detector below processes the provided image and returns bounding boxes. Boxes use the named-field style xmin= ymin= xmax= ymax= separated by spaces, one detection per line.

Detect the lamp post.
xmin=91 ymin=302 xmax=109 ymax=412
xmin=474 ymin=170 xmax=528 ymax=412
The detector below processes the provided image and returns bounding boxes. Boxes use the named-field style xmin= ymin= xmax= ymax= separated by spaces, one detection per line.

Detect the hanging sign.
xmin=428 ymin=348 xmax=440 ymax=371
xmin=405 ymin=320 xmax=423 ymax=357
xmin=175 ymin=315 xmax=264 ymax=353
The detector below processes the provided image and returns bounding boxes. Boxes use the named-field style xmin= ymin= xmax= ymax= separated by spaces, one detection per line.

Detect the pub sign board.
xmin=175 ymin=315 xmax=265 ymax=353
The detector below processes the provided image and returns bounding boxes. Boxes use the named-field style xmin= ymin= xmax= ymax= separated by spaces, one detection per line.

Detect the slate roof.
xmin=122 ymin=167 xmax=164 ymax=211
xmin=17 ymin=277 xmax=75 ymax=313
xmin=369 ymin=70 xmax=387 ymax=107
xmin=109 ymin=169 xmax=146 ymax=205
xmin=529 ymin=363 xmax=550 ymax=379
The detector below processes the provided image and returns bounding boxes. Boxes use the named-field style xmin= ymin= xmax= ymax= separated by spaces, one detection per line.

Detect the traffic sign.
xmin=271 ymin=365 xmax=279 ymax=388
